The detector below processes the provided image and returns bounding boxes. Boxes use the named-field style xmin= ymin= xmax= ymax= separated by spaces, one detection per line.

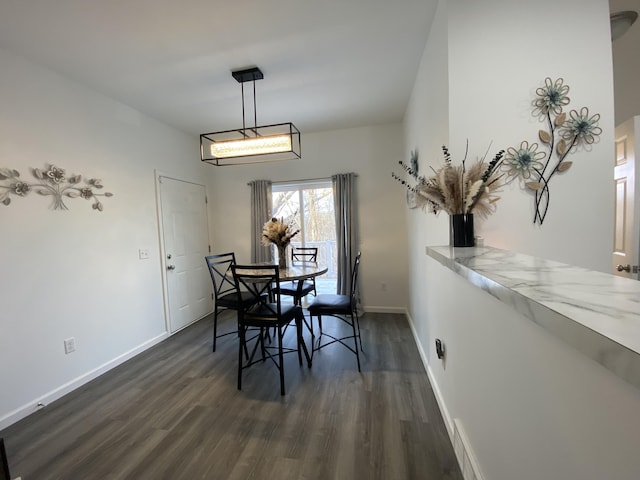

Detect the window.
xmin=272 ymin=180 xmax=337 ymax=285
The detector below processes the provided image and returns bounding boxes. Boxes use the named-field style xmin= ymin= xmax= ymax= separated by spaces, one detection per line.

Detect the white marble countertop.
xmin=427 ymin=246 xmax=640 ymax=390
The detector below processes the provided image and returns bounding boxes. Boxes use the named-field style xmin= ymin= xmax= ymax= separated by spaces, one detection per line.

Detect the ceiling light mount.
xmin=200 ymin=67 xmax=301 ymax=166
xmin=231 ymin=67 xmax=264 ymax=83
xmin=611 ymin=10 xmax=638 ymax=41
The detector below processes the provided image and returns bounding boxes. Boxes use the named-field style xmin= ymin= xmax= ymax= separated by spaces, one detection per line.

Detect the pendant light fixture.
xmin=200 ymin=67 xmax=301 ymax=166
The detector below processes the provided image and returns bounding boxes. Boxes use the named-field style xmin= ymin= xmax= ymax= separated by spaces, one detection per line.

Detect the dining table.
xmin=236 ymin=260 xmax=328 ymax=321
xmin=235 ymin=261 xmax=328 ymax=283
xmin=229 ymin=261 xmax=328 ymax=365
xmin=278 ymin=261 xmax=328 ymax=283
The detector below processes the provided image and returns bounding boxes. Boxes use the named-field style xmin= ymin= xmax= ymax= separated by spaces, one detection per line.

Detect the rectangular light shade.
xmin=200 ymin=122 xmax=301 ymax=166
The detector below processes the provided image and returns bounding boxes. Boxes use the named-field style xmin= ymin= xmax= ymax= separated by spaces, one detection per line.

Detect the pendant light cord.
xmin=241 ymin=81 xmax=246 ymax=135
xmin=239 ymin=77 xmax=258 ymax=137
xmin=253 ymin=78 xmax=257 ymax=131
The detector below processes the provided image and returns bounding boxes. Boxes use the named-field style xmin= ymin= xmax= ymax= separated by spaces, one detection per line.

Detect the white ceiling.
xmin=0 ymin=0 xmax=438 ymax=136
xmin=2 ymin=1 xmax=634 ymax=137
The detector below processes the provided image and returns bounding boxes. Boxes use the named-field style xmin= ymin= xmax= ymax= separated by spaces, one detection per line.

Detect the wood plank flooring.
xmin=1 ymin=312 xmax=462 ymax=480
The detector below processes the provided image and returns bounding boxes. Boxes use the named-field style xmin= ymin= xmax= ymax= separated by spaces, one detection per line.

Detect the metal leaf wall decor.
xmin=503 ymin=78 xmax=602 ymax=224
xmin=0 ymin=164 xmax=113 ymax=211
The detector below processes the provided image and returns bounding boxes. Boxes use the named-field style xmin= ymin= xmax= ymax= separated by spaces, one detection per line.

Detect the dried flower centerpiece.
xmin=506 ymin=77 xmax=602 ymax=224
xmin=262 ymin=216 xmax=299 ymax=269
xmin=393 ymin=144 xmax=505 ymax=246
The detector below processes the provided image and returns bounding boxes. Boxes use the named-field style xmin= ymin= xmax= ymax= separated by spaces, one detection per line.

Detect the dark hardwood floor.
xmin=1 ymin=311 xmax=462 ymax=480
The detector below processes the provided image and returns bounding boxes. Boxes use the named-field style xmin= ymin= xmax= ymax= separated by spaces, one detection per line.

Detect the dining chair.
xmin=307 ymin=251 xmax=363 ymax=371
xmin=231 ymin=264 xmax=311 ymax=395
xmin=276 ymin=246 xmax=319 ymax=306
xmin=1 ymin=438 xmax=11 ymax=480
xmin=205 ymin=252 xmax=260 ymax=352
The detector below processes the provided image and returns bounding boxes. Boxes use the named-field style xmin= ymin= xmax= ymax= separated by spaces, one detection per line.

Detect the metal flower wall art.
xmin=506 ymin=78 xmax=602 ymax=224
xmin=0 ymin=164 xmax=113 ymax=211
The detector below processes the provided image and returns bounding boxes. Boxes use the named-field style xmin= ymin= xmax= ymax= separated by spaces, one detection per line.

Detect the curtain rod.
xmin=247 ymin=173 xmax=358 ymax=186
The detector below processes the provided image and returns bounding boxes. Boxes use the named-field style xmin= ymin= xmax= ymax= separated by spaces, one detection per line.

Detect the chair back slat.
xmin=231 ymin=265 xmax=283 ymax=322
xmin=205 ymin=252 xmax=238 ymax=300
xmin=291 ymin=247 xmax=318 ymax=262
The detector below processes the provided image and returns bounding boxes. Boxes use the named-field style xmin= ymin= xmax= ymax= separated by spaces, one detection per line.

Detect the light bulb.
xmin=210 ymin=135 xmax=292 ymax=159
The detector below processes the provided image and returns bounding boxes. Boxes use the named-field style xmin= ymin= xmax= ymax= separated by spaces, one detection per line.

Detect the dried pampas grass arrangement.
xmin=262 ymin=216 xmax=299 ymax=247
xmin=392 ymin=144 xmax=505 ymax=219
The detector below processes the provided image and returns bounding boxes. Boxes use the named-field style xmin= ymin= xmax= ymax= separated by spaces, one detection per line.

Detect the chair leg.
xmin=296 ymin=316 xmax=303 ymax=366
xmin=311 ymin=314 xmax=319 ymax=350
xmin=240 ymin=314 xmax=250 ymax=359
xmin=354 ymin=310 xmax=364 ymax=352
xmin=299 ymin=312 xmax=312 ymax=368
xmin=260 ymin=327 xmax=267 ymax=361
xmin=278 ymin=325 xmax=285 ymax=396
xmin=212 ymin=306 xmax=219 ymax=352
xmin=313 ymin=315 xmax=324 ymax=351
xmin=238 ymin=325 xmax=245 ymax=390
xmin=308 ymin=314 xmax=316 ymax=356
xmin=350 ymin=313 xmax=361 ymax=372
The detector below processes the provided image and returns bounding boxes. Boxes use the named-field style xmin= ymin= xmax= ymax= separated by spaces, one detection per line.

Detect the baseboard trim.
xmin=406 ymin=311 xmax=483 ymax=478
xmin=363 ymin=306 xmax=407 ymax=314
xmin=453 ymin=418 xmax=485 ymax=480
xmin=405 ymin=311 xmax=455 ymax=440
xmin=0 ymin=332 xmax=168 ymax=431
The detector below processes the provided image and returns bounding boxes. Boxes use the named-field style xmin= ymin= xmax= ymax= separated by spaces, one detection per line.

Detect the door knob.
xmin=167 ymin=264 xmax=176 ymax=271
xmin=616 ymin=264 xmax=631 ymax=272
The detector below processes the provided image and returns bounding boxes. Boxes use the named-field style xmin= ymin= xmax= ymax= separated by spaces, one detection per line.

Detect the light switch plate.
xmin=64 ymin=337 xmax=76 ymax=354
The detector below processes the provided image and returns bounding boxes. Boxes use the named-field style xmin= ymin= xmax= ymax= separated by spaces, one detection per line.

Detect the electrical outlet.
xmin=435 ymin=338 xmax=445 ymax=359
xmin=64 ymin=337 xmax=76 ymax=354
xmin=139 ymin=248 xmax=150 ymax=260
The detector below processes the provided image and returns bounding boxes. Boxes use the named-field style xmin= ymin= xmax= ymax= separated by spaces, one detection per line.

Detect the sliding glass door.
xmin=272 ymin=180 xmax=337 ymax=286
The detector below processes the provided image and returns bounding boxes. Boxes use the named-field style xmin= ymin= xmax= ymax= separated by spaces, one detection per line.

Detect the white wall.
xmin=0 ymin=47 xmax=210 ymax=429
xmin=427 ymin=263 xmax=640 ymax=480
xmin=447 ymin=0 xmax=614 ymax=272
xmin=402 ymin=0 xmax=450 ymax=361
xmin=402 ymin=0 xmax=636 ymax=478
xmin=207 ymin=124 xmax=409 ymax=313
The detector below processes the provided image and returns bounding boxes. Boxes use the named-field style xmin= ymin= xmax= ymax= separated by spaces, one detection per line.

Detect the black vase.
xmin=450 ymin=214 xmax=475 ymax=247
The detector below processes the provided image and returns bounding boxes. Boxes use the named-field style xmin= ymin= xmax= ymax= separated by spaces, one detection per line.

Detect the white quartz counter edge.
xmin=427 ymin=245 xmax=640 ymax=390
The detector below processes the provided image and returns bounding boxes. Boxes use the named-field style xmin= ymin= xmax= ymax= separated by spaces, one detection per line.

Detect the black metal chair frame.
xmin=231 ymin=264 xmax=312 ymax=395
xmin=308 ymin=252 xmax=363 ymax=371
xmin=205 ymin=252 xmax=260 ymax=352
xmin=276 ymin=247 xmax=319 ymax=306
xmin=1 ymin=437 xmax=12 ymax=480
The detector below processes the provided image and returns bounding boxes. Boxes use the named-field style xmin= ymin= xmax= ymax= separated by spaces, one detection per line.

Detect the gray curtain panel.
xmin=332 ymin=173 xmax=358 ymax=295
xmin=250 ymin=179 xmax=273 ymax=263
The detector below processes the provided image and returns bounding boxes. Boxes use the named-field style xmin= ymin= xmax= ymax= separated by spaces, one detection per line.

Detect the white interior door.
xmin=613 ymin=116 xmax=640 ymax=279
xmin=159 ymin=176 xmax=212 ymax=332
